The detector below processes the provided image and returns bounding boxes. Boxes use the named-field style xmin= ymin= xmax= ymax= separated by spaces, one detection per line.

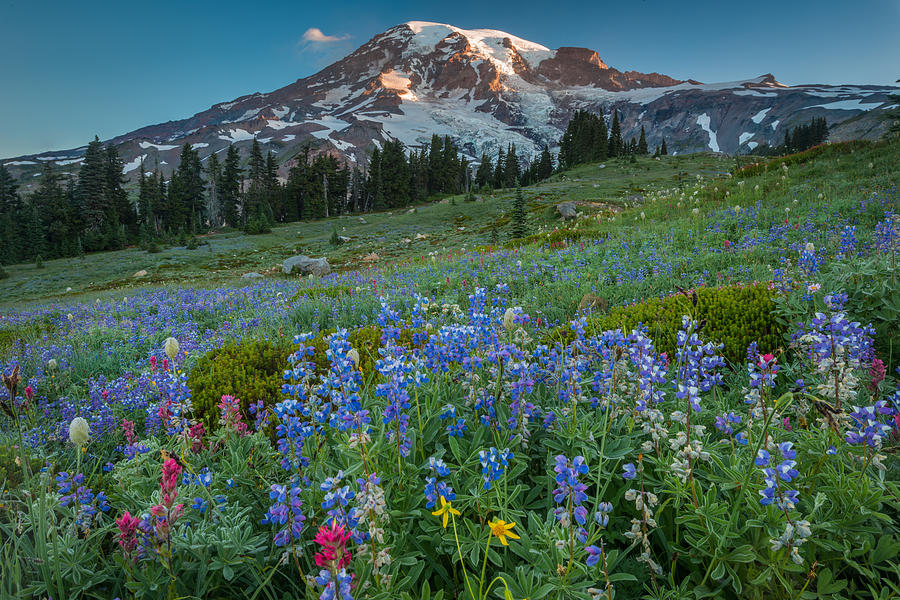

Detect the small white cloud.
xmin=302 ymin=27 xmax=349 ymax=43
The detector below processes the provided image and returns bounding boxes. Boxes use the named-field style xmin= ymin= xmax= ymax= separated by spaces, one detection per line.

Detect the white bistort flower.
xmin=69 ymin=417 xmax=90 ymax=446
xmin=164 ymin=337 xmax=180 ymax=359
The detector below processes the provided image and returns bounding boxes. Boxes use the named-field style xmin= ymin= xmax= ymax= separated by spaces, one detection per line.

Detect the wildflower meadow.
xmin=1 ymin=141 xmax=899 ymax=599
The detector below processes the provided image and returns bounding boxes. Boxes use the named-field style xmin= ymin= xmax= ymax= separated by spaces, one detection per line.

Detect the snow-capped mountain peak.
xmin=3 ymin=21 xmax=897 ymax=188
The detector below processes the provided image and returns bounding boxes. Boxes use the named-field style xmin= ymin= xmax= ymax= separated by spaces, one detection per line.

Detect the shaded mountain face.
xmin=4 ymin=21 xmax=897 ymax=188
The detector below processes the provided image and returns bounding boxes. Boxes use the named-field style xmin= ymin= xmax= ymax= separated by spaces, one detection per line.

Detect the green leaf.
xmin=222 ymin=564 xmax=234 ymax=581
xmin=607 ymin=572 xmax=638 ymax=583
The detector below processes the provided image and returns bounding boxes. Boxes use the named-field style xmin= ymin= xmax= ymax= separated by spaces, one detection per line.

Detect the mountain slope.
xmin=3 ymin=21 xmax=897 ymax=188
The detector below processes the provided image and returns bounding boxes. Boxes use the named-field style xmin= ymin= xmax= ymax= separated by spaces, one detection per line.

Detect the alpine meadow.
xmin=1 ymin=8 xmax=900 ymax=600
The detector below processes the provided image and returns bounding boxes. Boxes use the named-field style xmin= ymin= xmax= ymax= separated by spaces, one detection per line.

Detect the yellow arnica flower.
xmin=431 ymin=495 xmax=460 ymax=529
xmin=488 ymin=519 xmax=520 ymax=546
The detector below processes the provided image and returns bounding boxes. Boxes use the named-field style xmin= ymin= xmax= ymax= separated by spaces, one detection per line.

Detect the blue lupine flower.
xmin=478 ymin=447 xmax=513 ymax=490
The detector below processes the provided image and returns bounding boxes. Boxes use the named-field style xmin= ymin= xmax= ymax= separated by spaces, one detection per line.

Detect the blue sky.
xmin=1 ymin=0 xmax=897 ymax=157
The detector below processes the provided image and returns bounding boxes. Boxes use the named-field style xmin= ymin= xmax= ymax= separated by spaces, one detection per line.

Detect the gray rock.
xmin=556 ymin=201 xmax=577 ymax=220
xmin=241 ymin=272 xmax=264 ymax=279
xmin=337 ymin=235 xmax=351 ymax=244
xmin=282 ymin=255 xmax=331 ymax=276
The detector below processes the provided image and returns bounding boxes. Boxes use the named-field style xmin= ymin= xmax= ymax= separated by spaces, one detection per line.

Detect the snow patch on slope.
xmin=123 ymin=154 xmax=147 ymax=174
xmin=218 ymin=128 xmax=256 ymax=143
xmin=751 ymin=107 xmax=772 ymax=124
xmin=696 ymin=113 xmax=719 ymax=152
xmin=739 ymin=132 xmax=755 ymax=145
xmin=806 ymin=98 xmax=883 ymax=111
xmin=139 ymin=141 xmax=178 ymax=151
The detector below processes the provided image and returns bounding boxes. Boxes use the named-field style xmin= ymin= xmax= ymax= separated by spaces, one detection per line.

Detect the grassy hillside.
xmin=0 ymin=152 xmax=734 ymax=307
xmin=1 ymin=141 xmax=899 ymax=600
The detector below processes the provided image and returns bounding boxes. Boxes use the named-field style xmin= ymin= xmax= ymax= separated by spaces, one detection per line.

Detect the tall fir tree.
xmin=638 ymin=126 xmax=649 ymax=155
xmin=661 ymin=138 xmax=668 ymax=155
xmin=220 ymin=145 xmax=242 ymax=227
xmin=104 ymin=145 xmax=133 ymax=247
xmin=34 ymin=161 xmax=74 ymax=258
xmin=537 ymin=145 xmax=554 ymax=181
xmin=509 ymin=185 xmax=528 ymax=239
xmin=503 ymin=144 xmax=520 ymax=188
xmin=475 ymin=152 xmax=493 ymax=189
xmin=76 ymin=136 xmax=109 ymax=251
xmin=0 ymin=163 xmax=22 ymax=264
xmin=205 ymin=151 xmax=222 ymax=228
xmin=608 ymin=111 xmax=623 ymax=158
xmin=492 ymin=147 xmax=506 ymax=189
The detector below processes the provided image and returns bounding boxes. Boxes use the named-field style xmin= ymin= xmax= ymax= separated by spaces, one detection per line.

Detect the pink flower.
xmin=116 ymin=511 xmax=141 ymax=553
xmin=758 ymin=353 xmax=776 ymax=368
xmin=24 ymin=385 xmax=34 ymax=400
xmin=161 ymin=458 xmax=182 ymax=497
xmin=314 ymin=521 xmax=353 ymax=570
xmin=121 ymin=419 xmax=136 ymax=444
xmin=868 ymin=358 xmax=886 ymax=393
xmin=149 ymin=356 xmax=157 ymax=370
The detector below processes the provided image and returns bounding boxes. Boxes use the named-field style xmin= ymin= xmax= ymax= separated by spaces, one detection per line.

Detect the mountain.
xmin=3 ymin=21 xmax=897 ymax=187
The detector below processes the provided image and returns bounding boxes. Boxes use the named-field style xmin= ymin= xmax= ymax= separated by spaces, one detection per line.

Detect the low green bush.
xmin=188 ymin=338 xmax=293 ymax=431
xmin=547 ymin=283 xmax=784 ymax=364
xmin=189 ymin=327 xmax=423 ymax=430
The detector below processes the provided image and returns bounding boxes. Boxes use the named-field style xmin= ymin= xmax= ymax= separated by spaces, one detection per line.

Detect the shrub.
xmin=546 ymin=283 xmax=784 ymax=364
xmin=189 ymin=327 xmax=423 ymax=430
xmin=185 ymin=237 xmax=200 ymax=250
xmin=188 ymin=339 xmax=293 ymax=431
xmin=0 ymin=264 xmax=8 ymax=279
xmin=245 ymin=219 xmax=272 ymax=235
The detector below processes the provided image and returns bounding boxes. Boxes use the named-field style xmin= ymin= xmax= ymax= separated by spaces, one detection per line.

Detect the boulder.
xmin=337 ymin=235 xmax=351 ymax=244
xmin=241 ymin=272 xmax=264 ymax=280
xmin=282 ymin=255 xmax=331 ymax=276
xmin=577 ymin=293 xmax=609 ymax=314
xmin=556 ymin=202 xmax=578 ymax=220
xmin=361 ymin=253 xmax=380 ymax=263
xmin=133 ymin=269 xmax=148 ymax=278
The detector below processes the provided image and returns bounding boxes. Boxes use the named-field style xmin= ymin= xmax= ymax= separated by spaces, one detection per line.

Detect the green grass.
xmin=0 ymin=153 xmax=736 ymax=308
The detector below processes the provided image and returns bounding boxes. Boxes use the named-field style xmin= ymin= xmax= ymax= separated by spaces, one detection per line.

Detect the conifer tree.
xmin=220 ymin=145 xmax=242 ymax=227
xmin=608 ymin=111 xmax=623 ymax=157
xmin=661 ymin=138 xmax=668 ymax=155
xmin=638 ymin=126 xmax=649 ymax=155
xmin=537 ymin=145 xmax=554 ymax=180
xmin=205 ymin=152 xmax=222 ymax=228
xmin=492 ymin=147 xmax=506 ymax=189
xmin=76 ymin=136 xmax=109 ymax=251
xmin=475 ymin=152 xmax=493 ymax=189
xmin=0 ymin=164 xmax=22 ymax=264
xmin=509 ymin=185 xmax=528 ymax=239
xmin=104 ymin=145 xmax=133 ymax=246
xmin=34 ymin=161 xmax=73 ymax=258
xmin=503 ymin=144 xmax=520 ymax=188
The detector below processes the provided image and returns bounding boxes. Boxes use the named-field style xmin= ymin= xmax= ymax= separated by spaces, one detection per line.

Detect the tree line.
xmin=0 ymin=131 xmax=561 ymax=265
xmin=558 ymin=110 xmax=658 ymax=169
